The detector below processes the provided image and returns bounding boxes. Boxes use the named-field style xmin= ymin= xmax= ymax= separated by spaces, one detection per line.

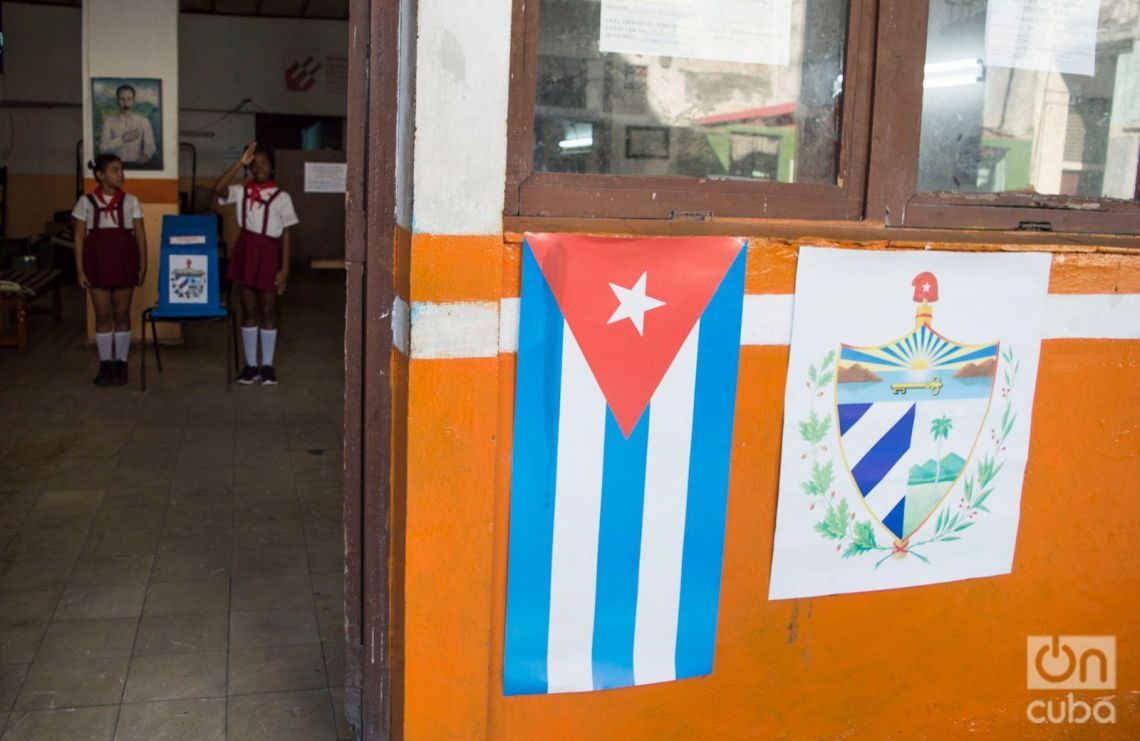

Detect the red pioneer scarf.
xmin=244 ymin=179 xmax=278 ymax=207
xmin=92 ymin=187 xmax=125 ymax=226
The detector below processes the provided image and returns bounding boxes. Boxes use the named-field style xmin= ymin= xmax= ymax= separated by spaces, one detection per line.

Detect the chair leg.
xmin=140 ymin=310 xmax=148 ymax=391
xmin=231 ymin=312 xmax=241 ymax=374
xmin=150 ymin=313 xmax=163 ymax=372
xmin=225 ymin=314 xmax=233 ymax=391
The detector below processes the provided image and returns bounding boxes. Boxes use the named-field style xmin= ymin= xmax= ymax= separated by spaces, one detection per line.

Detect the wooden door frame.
xmin=345 ymin=0 xmax=402 ymax=737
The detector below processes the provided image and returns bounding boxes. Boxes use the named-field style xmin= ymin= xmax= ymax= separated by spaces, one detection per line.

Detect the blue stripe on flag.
xmin=503 ymin=243 xmax=565 ymax=696
xmin=591 ymin=407 xmax=650 ymax=691
xmin=850 ymin=404 xmax=915 ymax=497
xmin=837 ymin=403 xmax=873 ymax=436
xmin=882 ymin=496 xmax=907 ymax=540
xmin=675 ymin=246 xmax=746 ymax=680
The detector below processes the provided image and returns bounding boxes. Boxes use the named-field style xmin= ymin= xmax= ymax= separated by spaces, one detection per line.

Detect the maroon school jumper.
xmin=229 ymin=188 xmax=284 ymax=293
xmin=83 ymin=194 xmax=140 ymax=288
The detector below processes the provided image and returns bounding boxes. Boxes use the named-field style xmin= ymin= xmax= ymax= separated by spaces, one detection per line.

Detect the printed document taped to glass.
xmin=599 ymin=0 xmax=791 ymax=67
xmin=985 ymin=0 xmax=1099 ymax=76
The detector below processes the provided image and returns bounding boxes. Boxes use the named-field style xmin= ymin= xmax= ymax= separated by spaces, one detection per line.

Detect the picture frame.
xmin=92 ymin=77 xmax=163 ymax=170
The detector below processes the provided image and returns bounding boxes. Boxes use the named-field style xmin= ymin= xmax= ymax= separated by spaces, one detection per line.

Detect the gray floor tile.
xmin=227 ymin=689 xmax=337 ymax=741
xmin=0 ymin=625 xmax=47 ymax=665
xmin=233 ymin=519 xmax=306 ymax=549
xmin=0 ymin=664 xmax=27 ymax=712
xmin=14 ymin=657 xmax=127 ymax=710
xmin=0 ymin=591 xmax=60 ymax=627
xmin=229 ymin=609 xmax=319 ymax=649
xmin=53 ymin=585 xmax=146 ymax=622
xmin=149 ymin=552 xmax=230 ymax=583
xmin=228 ymin=644 xmax=327 ymax=695
xmin=122 ymin=651 xmax=226 ymax=703
xmin=68 ymin=556 xmax=154 ymax=588
xmin=142 ymin=578 xmax=229 ymax=616
xmin=157 ymin=527 xmax=232 ymax=555
xmin=133 ymin=613 xmax=228 ymax=656
xmin=2 ymin=704 xmax=118 ymax=740
xmin=91 ymin=507 xmax=166 ymax=531
xmin=3 ymin=530 xmax=86 ymax=561
xmin=0 ymin=560 xmax=74 ymax=593
xmin=232 ymin=548 xmax=308 ymax=577
xmin=36 ymin=619 xmax=137 ymax=662
xmin=231 ymin=575 xmax=314 ymax=611
xmin=113 ymin=697 xmax=224 ymax=741
xmin=81 ymin=529 xmax=161 ymax=559
xmin=32 ymin=492 xmax=104 ymax=512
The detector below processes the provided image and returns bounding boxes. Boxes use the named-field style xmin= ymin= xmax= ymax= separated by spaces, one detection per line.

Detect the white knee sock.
xmin=95 ymin=332 xmax=113 ymax=361
xmin=260 ymin=328 xmax=278 ymax=367
xmin=113 ymin=331 xmax=131 ymax=362
xmin=242 ymin=326 xmax=259 ymax=367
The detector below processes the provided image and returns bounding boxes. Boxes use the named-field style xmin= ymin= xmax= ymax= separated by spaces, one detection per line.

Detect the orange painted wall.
xmin=395 ymin=235 xmax=1140 ymax=738
xmin=6 ymin=174 xmax=77 ymax=240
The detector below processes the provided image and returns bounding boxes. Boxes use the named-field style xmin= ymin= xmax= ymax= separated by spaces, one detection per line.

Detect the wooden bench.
xmin=0 ymin=268 xmax=64 ymax=350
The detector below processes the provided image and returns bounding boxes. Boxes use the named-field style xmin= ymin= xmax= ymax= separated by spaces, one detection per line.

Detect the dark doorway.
xmin=254 ymin=113 xmax=345 ymax=152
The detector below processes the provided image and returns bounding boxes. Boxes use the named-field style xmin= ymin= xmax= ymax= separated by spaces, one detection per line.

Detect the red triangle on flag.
xmin=525 ymin=233 xmax=745 ymax=437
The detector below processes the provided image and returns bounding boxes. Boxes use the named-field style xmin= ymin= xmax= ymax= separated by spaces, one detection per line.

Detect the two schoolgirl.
xmin=74 ymin=142 xmax=296 ymax=386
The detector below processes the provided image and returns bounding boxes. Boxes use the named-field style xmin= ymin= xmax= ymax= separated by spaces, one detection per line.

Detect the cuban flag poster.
xmin=768 ymin=247 xmax=1050 ymax=600
xmin=504 ymin=233 xmax=747 ymax=695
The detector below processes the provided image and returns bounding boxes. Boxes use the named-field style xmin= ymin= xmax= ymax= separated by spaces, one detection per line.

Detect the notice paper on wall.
xmin=985 ymin=0 xmax=1100 ymax=76
xmin=599 ymin=0 xmax=791 ymax=67
xmin=304 ymin=162 xmax=348 ymax=193
xmin=767 ymin=248 xmax=1050 ymax=600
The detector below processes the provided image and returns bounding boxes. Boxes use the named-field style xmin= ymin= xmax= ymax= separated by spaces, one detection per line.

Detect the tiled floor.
xmin=0 ymin=268 xmax=354 ymax=740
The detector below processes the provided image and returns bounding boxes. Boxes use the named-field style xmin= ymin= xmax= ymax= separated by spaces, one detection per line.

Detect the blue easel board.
xmin=155 ymin=214 xmax=225 ymax=318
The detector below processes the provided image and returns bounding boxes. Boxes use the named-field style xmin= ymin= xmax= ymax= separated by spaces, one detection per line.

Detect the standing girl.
xmin=73 ymin=153 xmax=147 ymax=386
xmin=213 ymin=142 xmax=298 ymax=385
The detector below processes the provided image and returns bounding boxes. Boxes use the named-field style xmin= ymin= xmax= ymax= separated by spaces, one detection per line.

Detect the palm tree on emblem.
xmin=931 ymin=415 xmax=954 ymax=492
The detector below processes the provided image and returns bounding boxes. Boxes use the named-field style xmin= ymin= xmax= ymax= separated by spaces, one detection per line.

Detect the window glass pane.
xmin=918 ymin=0 xmax=1140 ymax=201
xmin=533 ymin=0 xmax=849 ymax=185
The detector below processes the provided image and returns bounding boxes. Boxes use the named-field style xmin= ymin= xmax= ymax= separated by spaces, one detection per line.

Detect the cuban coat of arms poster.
xmin=768 ymin=247 xmax=1051 ymax=599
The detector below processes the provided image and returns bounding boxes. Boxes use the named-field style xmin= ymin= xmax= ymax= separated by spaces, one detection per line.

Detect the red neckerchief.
xmin=244 ymin=179 xmax=278 ymax=208
xmin=92 ymin=187 xmax=125 ymax=226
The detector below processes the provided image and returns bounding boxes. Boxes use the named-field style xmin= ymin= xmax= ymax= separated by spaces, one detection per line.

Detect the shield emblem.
xmin=834 ymin=274 xmax=998 ymax=548
xmin=171 ymin=259 xmax=207 ymax=301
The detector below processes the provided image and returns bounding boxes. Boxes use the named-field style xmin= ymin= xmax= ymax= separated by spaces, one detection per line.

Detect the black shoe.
xmin=93 ymin=361 xmax=113 ymax=387
xmin=111 ymin=361 xmax=129 ymax=386
xmin=259 ymin=365 xmax=278 ymax=385
xmin=237 ymin=365 xmax=261 ymax=385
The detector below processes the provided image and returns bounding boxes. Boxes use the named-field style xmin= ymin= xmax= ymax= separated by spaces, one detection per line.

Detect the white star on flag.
xmin=607 ymin=271 xmax=666 ymax=336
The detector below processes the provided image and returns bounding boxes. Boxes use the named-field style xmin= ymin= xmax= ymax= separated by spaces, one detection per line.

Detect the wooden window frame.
xmin=866 ymin=0 xmax=1140 ymax=237
xmin=504 ymin=0 xmax=879 ymax=222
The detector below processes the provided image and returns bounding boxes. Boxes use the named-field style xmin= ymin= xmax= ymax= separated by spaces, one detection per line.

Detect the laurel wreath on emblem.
xmin=798 ymin=346 xmax=1018 ymax=567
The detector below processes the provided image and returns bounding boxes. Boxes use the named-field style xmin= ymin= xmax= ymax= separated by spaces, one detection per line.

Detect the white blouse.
xmin=71 ymin=193 xmax=144 ymax=229
xmin=218 ymin=184 xmax=300 ymax=238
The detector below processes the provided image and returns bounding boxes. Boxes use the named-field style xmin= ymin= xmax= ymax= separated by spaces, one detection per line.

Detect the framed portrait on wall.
xmin=92 ymin=77 xmax=163 ymax=170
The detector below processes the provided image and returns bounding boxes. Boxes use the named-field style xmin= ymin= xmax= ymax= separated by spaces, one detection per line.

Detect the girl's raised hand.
xmin=239 ymin=142 xmax=258 ymax=166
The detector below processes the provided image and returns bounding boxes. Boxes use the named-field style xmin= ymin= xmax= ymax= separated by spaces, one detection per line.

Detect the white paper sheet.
xmin=768 ymin=248 xmax=1050 ymax=600
xmin=304 ymin=162 xmax=348 ymax=193
xmin=985 ymin=0 xmax=1100 ymax=76
xmin=599 ymin=0 xmax=792 ymax=66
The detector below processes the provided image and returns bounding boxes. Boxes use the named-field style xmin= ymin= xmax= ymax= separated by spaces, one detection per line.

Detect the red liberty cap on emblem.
xmin=525 ymin=233 xmax=745 ymax=436
xmin=912 ymin=271 xmax=939 ymax=303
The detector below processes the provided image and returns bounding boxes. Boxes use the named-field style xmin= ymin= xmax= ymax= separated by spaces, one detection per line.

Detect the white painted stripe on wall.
xmin=412 ymin=0 xmax=512 ymax=235
xmin=408 ymin=301 xmax=500 ymax=359
xmin=392 ymin=297 xmax=410 ymax=356
xmin=546 ymin=325 xmax=607 ymax=693
xmin=633 ymin=322 xmax=700 ymax=686
xmin=405 ymin=294 xmax=1140 ymax=359
xmin=1044 ymin=293 xmax=1140 ymax=339
xmin=740 ymin=294 xmax=795 ymax=346
xmin=500 ymin=297 xmax=520 ymax=354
